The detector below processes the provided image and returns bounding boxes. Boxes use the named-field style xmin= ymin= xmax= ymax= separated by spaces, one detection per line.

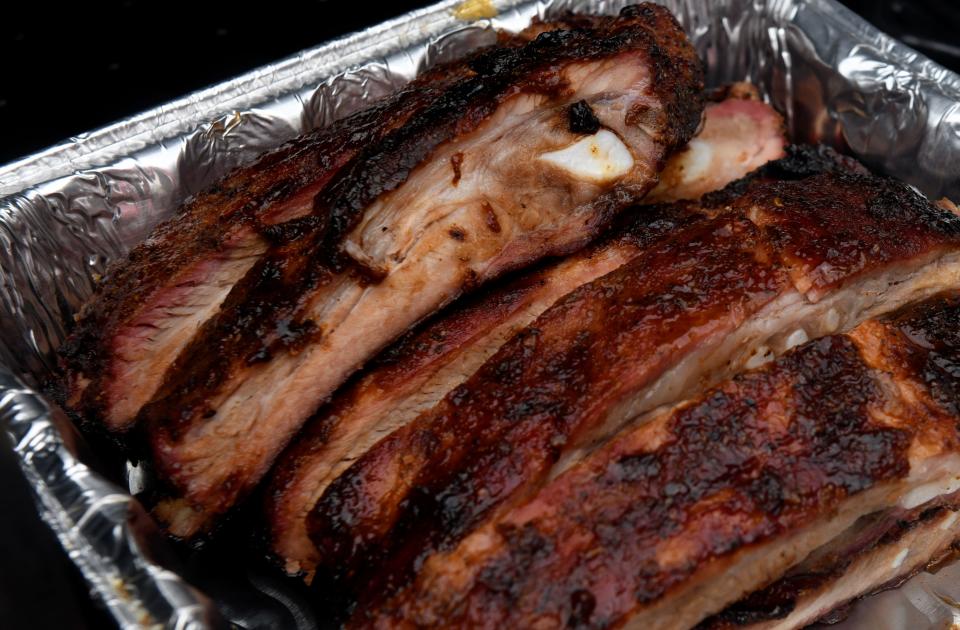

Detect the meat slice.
xmin=368 ymin=291 xmax=960 ymax=630
xmin=58 ymin=48 xmax=480 ymax=433
xmin=125 ymin=5 xmax=704 ymax=538
xmin=265 ymin=207 xmax=683 ymax=580
xmin=646 ymin=83 xmax=785 ymax=203
xmin=699 ymin=495 xmax=960 ymax=629
xmin=305 ymin=147 xmax=960 ymax=605
xmin=265 ymin=91 xmax=785 ymax=580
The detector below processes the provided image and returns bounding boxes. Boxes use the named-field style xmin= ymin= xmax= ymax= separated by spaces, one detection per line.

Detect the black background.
xmin=1 ymin=1 xmax=958 ymax=628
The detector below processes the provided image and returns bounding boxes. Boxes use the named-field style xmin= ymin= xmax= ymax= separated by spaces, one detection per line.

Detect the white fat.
xmin=899 ymin=475 xmax=960 ymax=509
xmin=126 ymin=461 xmax=146 ymax=495
xmin=824 ymin=308 xmax=841 ymax=332
xmin=539 ymin=130 xmax=634 ymax=183
xmin=784 ymin=328 xmax=809 ymax=350
xmin=745 ymin=345 xmax=774 ymax=370
xmin=940 ymin=511 xmax=960 ymax=531
xmin=890 ymin=548 xmax=909 ymax=570
xmin=673 ymin=138 xmax=712 ymax=181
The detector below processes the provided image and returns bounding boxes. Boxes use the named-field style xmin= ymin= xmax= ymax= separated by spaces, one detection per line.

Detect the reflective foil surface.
xmin=2 ymin=0 xmax=959 ymax=627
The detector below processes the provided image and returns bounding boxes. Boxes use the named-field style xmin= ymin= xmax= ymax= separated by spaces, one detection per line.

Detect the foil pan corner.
xmin=0 ymin=363 xmax=217 ymax=629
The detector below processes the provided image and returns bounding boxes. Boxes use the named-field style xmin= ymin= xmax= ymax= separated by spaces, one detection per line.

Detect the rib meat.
xmin=59 ymin=48 xmax=479 ymax=432
xmin=700 ymin=494 xmax=960 ymax=629
xmin=60 ymin=5 xmax=705 ymax=538
xmin=646 ymin=83 xmax=784 ymax=203
xmin=305 ymin=147 xmax=960 ymax=605
xmin=265 ymin=90 xmax=785 ymax=580
xmin=368 ymin=291 xmax=960 ymax=630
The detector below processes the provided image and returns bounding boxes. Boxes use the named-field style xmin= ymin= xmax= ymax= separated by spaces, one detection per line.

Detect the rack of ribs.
xmin=366 ymin=290 xmax=960 ymax=629
xmin=302 ymin=146 xmax=960 ymax=615
xmin=58 ymin=4 xmax=705 ymax=538
xmin=264 ymin=86 xmax=785 ymax=580
xmin=55 ymin=3 xmax=960 ymax=625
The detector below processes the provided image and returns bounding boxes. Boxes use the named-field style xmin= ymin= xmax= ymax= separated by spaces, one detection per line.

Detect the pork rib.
xmin=702 ymin=293 xmax=960 ymax=629
xmin=265 ymin=90 xmax=785 ymax=579
xmin=369 ymin=291 xmax=960 ymax=630
xmin=112 ymin=5 xmax=704 ymax=538
xmin=646 ymin=83 xmax=784 ymax=203
xmin=700 ymin=495 xmax=960 ymax=629
xmin=59 ymin=46 xmax=480 ymax=433
xmin=306 ymin=147 xmax=960 ymax=605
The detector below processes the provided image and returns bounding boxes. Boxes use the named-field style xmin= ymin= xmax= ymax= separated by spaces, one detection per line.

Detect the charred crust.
xmin=384 ymin=330 xmax=918 ymax=627
xmin=568 ymin=100 xmax=601 ymax=135
xmin=701 ymin=144 xmax=862 ymax=207
xmin=450 ymin=152 xmax=464 ymax=186
xmin=56 ymin=42 xmax=478 ymax=424
xmin=482 ymin=201 xmax=502 ymax=233
xmin=259 ymin=214 xmax=328 ymax=244
xmin=637 ymin=13 xmax=704 ymax=160
xmin=138 ymin=243 xmax=335 ymax=442
xmin=294 ymin=164 xmax=960 ymax=622
xmin=752 ymin=143 xmax=867 ymax=182
xmin=702 ymin=500 xmax=960 ymax=629
xmin=881 ymin=292 xmax=960 ymax=418
xmin=264 ymin=261 xmax=558 ymax=569
xmin=307 ymin=211 xmax=785 ymax=604
xmin=865 ymin=182 xmax=960 ymax=238
xmin=568 ymin=588 xmax=598 ymax=627
xmin=60 ymin=5 xmax=704 ymax=436
xmin=698 ymin=145 xmax=960 ymax=294
xmin=479 ymin=522 xmax=555 ymax=594
xmin=308 ymin=2 xmax=699 ymax=257
xmin=624 ymin=336 xmax=902 ymax=620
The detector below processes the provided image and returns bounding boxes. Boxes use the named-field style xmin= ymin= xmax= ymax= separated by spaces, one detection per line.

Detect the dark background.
xmin=1 ymin=1 xmax=958 ymax=628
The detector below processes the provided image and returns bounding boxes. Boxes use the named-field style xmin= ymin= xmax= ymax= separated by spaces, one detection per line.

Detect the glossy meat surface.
xmin=60 ymin=48 xmax=479 ymax=432
xmin=265 ymin=92 xmax=785 ymax=579
xmin=305 ymin=148 xmax=960 ymax=606
xmin=264 ymin=208 xmax=676 ymax=579
xmin=59 ymin=5 xmax=705 ymax=538
xmin=308 ymin=210 xmax=783 ymax=595
xmin=368 ymin=293 xmax=960 ymax=629
xmin=700 ymin=497 xmax=960 ymax=629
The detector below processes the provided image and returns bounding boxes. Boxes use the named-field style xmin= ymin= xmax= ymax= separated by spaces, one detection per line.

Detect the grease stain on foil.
xmin=453 ymin=0 xmax=498 ymax=20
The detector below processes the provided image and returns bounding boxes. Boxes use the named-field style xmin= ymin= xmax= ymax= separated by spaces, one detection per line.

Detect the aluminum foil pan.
xmin=2 ymin=0 xmax=960 ymax=627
